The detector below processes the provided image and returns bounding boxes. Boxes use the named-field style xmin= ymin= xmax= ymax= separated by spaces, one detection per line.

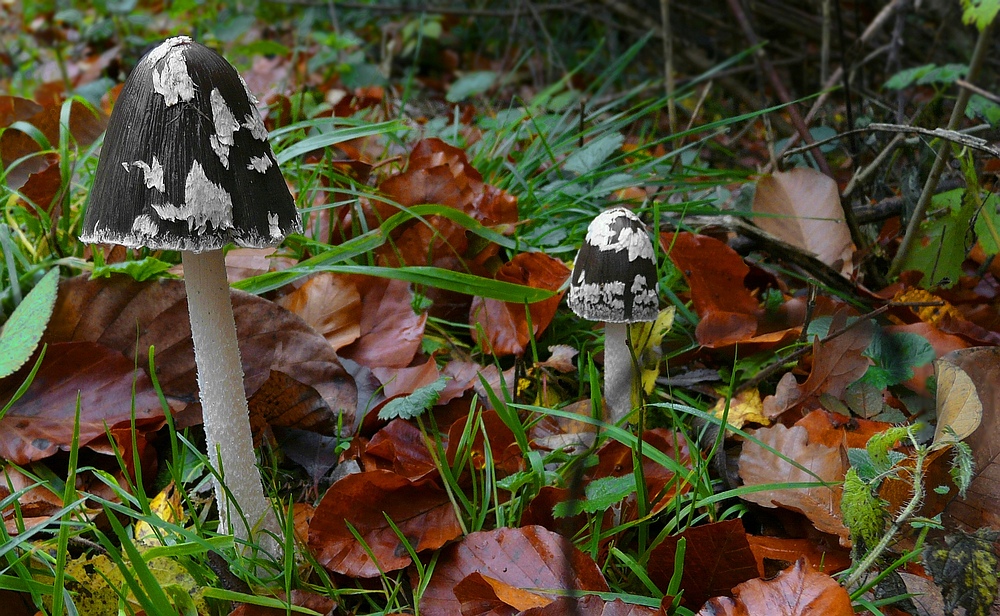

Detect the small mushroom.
xmin=568 ymin=208 xmax=659 ymax=423
xmin=81 ymin=36 xmax=301 ymax=555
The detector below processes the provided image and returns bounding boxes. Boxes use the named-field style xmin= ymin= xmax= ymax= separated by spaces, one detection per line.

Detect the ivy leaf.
xmin=0 ymin=269 xmax=59 ymax=379
xmin=378 ymin=377 xmax=447 ymax=421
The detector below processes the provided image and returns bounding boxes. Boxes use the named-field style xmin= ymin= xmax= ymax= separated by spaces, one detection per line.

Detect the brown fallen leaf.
xmin=0 ymin=341 xmax=164 ymax=464
xmin=469 ymin=252 xmax=569 ymax=357
xmin=662 ymin=232 xmax=760 ymax=348
xmin=275 ymin=273 xmax=362 ymax=352
xmin=739 ymin=424 xmax=849 ymax=544
xmin=745 ymin=534 xmax=851 ymax=576
xmin=647 ymin=518 xmax=760 ymax=608
xmin=338 ymin=277 xmax=427 ymax=369
xmin=42 ymin=275 xmax=355 ymax=431
xmin=365 ymin=418 xmax=437 ymax=480
xmin=695 ymin=557 xmax=852 ymax=616
xmin=518 ymin=595 xmax=663 ymax=615
xmin=940 ymin=346 xmax=1000 ymax=532
xmin=752 ymin=167 xmax=855 ymax=276
xmin=308 ymin=469 xmax=462 ymax=577
xmin=454 ymin=571 xmax=553 ymax=614
xmin=763 ymin=311 xmax=873 ymax=420
xmin=418 ymin=526 xmax=609 ymax=615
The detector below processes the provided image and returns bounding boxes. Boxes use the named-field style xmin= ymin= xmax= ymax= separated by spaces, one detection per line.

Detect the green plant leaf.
xmin=447 ymin=71 xmax=497 ymax=102
xmin=378 ymin=377 xmax=448 ymax=421
xmin=0 ymin=268 xmax=59 ymax=379
xmin=884 ymin=64 xmax=936 ymax=90
xmin=91 ymin=257 xmax=176 ymax=282
xmin=552 ymin=474 xmax=636 ymax=517
xmin=961 ymin=0 xmax=1000 ymax=30
xmin=563 ymin=132 xmax=624 ymax=175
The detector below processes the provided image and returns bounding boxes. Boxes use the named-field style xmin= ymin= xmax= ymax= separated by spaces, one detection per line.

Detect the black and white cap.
xmin=81 ymin=36 xmax=301 ymax=252
xmin=567 ymin=208 xmax=659 ymax=323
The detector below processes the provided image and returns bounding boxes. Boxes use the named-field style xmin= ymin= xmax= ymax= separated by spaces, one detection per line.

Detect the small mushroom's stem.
xmin=183 ymin=249 xmax=281 ymax=558
xmin=604 ymin=322 xmax=633 ymax=424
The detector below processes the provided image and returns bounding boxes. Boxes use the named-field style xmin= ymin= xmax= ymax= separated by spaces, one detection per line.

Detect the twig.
xmin=956 ymin=78 xmax=1000 ymax=105
xmin=661 ymin=0 xmax=676 ymax=134
xmin=888 ymin=19 xmax=997 ymax=278
xmin=782 ymin=123 xmax=1000 ymax=160
xmin=725 ymin=0 xmax=834 ymax=179
xmin=853 ymin=178 xmax=965 ymax=224
xmin=842 ymin=133 xmax=906 ymax=200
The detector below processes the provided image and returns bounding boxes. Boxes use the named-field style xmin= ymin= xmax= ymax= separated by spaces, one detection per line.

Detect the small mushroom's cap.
xmin=81 ymin=36 xmax=301 ymax=252
xmin=567 ymin=207 xmax=659 ymax=323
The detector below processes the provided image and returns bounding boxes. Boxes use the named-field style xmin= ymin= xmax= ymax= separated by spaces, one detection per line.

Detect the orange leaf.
xmin=695 ymin=558 xmax=852 ymax=616
xmin=418 ymin=526 xmax=609 ymax=615
xmin=309 ymin=469 xmax=462 ymax=578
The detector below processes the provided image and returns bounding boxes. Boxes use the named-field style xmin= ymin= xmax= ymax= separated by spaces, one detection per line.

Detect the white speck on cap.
xmin=150 ymin=160 xmax=233 ymax=234
xmin=209 ymin=88 xmax=241 ymax=168
xmin=567 ymin=208 xmax=659 ymax=323
xmin=247 ymin=154 xmax=272 ymax=173
xmin=151 ymin=42 xmax=195 ymax=106
xmin=130 ymin=157 xmax=165 ymax=192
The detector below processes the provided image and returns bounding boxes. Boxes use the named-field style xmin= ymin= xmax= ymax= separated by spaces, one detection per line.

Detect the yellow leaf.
xmin=712 ymin=388 xmax=770 ymax=429
xmin=932 ymin=359 xmax=983 ymax=448
xmin=134 ymin=482 xmax=186 ymax=546
xmin=632 ymin=307 xmax=676 ymax=397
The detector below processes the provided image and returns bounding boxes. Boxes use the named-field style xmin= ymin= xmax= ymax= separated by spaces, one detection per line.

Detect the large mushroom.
xmin=568 ymin=208 xmax=659 ymax=423
xmin=81 ymin=36 xmax=301 ymax=555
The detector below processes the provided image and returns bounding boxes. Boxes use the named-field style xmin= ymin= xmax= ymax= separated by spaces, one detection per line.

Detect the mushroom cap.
xmin=81 ymin=36 xmax=301 ymax=252
xmin=567 ymin=207 xmax=659 ymax=323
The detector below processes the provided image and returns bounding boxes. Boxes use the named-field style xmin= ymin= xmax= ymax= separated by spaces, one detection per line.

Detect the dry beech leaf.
xmin=42 ymin=275 xmax=355 ymax=431
xmin=647 ymin=518 xmax=760 ymax=609
xmin=308 ymin=469 xmax=462 ymax=578
xmin=469 ymin=252 xmax=570 ymax=357
xmin=338 ymin=277 xmax=427 ymax=369
xmin=0 ymin=341 xmax=164 ymax=464
xmin=662 ymin=232 xmax=760 ymax=348
xmin=275 ymin=273 xmax=362 ymax=352
xmin=519 ymin=595 xmax=662 ymax=615
xmin=939 ymin=346 xmax=1000 ymax=531
xmin=931 ymin=358 xmax=983 ymax=447
xmin=745 ymin=535 xmax=852 ymax=576
xmin=752 ymin=167 xmax=855 ymax=276
xmin=695 ymin=558 xmax=852 ymax=616
xmin=453 ymin=571 xmax=553 ymax=614
xmin=739 ymin=424 xmax=849 ymax=544
xmin=365 ymin=418 xmax=437 ymax=480
xmin=417 ymin=525 xmax=609 ymax=615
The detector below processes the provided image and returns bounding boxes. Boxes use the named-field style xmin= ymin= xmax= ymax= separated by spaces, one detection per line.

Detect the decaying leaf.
xmin=752 ymin=167 xmax=855 ymax=276
xmin=695 ymin=557 xmax=852 ymax=616
xmin=739 ymin=424 xmax=850 ymax=543
xmin=648 ymin=518 xmax=761 ymax=608
xmin=309 ymin=469 xmax=462 ymax=577
xmin=418 ymin=525 xmax=609 ymax=615
xmin=932 ymin=357 xmax=983 ymax=447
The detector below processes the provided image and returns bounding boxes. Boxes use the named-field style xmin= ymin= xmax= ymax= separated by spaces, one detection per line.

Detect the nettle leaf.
xmin=91 ymin=257 xmax=176 ymax=282
xmin=865 ymin=329 xmax=935 ymax=386
xmin=961 ymin=0 xmax=1000 ymax=30
xmin=563 ymin=132 xmax=624 ymax=176
xmin=884 ymin=63 xmax=936 ymax=90
xmin=0 ymin=269 xmax=59 ymax=379
xmin=378 ymin=377 xmax=448 ymax=421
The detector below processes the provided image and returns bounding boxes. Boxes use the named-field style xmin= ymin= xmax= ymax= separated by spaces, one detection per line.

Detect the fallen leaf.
xmin=590 ymin=428 xmax=691 ymax=516
xmin=418 ymin=525 xmax=609 ymax=615
xmin=42 ymin=275 xmax=356 ymax=431
xmin=939 ymin=347 xmax=1000 ymax=531
xmin=662 ymin=232 xmax=760 ymax=348
xmin=752 ymin=167 xmax=854 ymax=275
xmin=931 ymin=357 xmax=983 ymax=447
xmin=0 ymin=341 xmax=164 ymax=464
xmin=745 ymin=535 xmax=851 ymax=576
xmin=519 ymin=595 xmax=662 ymax=615
xmin=712 ymin=389 xmax=769 ymax=430
xmin=365 ymin=418 xmax=437 ymax=480
xmin=739 ymin=424 xmax=849 ymax=544
xmin=454 ymin=571 xmax=553 ymax=614
xmin=647 ymin=518 xmax=760 ymax=608
xmin=309 ymin=469 xmax=462 ymax=577
xmin=695 ymin=557 xmax=852 ymax=616
xmin=275 ymin=273 xmax=362 ymax=352
xmin=469 ymin=252 xmax=570 ymax=357
xmin=763 ymin=312 xmax=873 ymax=419
xmin=339 ymin=277 xmax=427 ymax=369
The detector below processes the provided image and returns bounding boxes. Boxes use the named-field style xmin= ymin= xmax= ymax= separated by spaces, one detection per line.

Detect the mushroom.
xmin=81 ymin=36 xmax=301 ymax=555
xmin=567 ymin=208 xmax=659 ymax=423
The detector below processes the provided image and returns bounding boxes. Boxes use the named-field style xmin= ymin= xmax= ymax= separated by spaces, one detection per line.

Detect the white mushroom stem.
xmin=182 ymin=249 xmax=280 ymax=557
xmin=604 ymin=322 xmax=634 ymax=424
